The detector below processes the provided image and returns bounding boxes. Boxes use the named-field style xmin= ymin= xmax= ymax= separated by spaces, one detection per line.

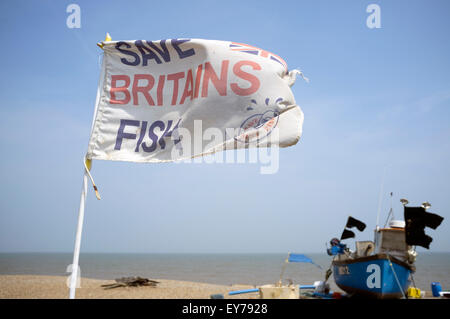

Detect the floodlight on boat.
xmin=422 ymin=201 xmax=431 ymax=209
xmin=400 ymin=198 xmax=409 ymax=206
xmin=389 ymin=220 xmax=405 ymax=229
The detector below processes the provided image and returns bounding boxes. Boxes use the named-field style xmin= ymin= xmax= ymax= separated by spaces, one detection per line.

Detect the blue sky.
xmin=0 ymin=0 xmax=449 ymax=253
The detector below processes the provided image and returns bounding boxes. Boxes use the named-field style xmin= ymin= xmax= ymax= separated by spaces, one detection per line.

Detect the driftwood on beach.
xmin=101 ymin=276 xmax=160 ymax=289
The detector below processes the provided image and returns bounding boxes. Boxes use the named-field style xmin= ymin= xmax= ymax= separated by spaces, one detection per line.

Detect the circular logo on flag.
xmin=235 ymin=109 xmax=279 ymax=144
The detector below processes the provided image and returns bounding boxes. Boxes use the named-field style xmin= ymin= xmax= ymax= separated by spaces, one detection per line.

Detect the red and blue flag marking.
xmin=229 ymin=42 xmax=288 ymax=71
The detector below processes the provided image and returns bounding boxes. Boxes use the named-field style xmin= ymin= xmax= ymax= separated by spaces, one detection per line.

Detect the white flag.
xmin=87 ymin=38 xmax=304 ymax=163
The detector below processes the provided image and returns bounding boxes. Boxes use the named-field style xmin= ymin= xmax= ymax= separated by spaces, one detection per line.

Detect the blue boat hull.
xmin=332 ymin=254 xmax=413 ymax=299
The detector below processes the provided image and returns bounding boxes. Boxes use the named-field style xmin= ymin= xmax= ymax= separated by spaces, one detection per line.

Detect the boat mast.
xmin=375 ymin=168 xmax=387 ymax=231
xmin=383 ymin=192 xmax=394 ymax=228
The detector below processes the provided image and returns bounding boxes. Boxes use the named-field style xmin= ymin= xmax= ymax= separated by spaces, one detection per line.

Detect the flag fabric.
xmin=340 ymin=229 xmax=355 ymax=240
xmin=404 ymin=206 xmax=444 ymax=249
xmin=288 ymin=253 xmax=322 ymax=269
xmin=345 ymin=216 xmax=366 ymax=232
xmin=288 ymin=253 xmax=313 ymax=263
xmin=86 ymin=38 xmax=304 ymax=163
xmin=229 ymin=42 xmax=288 ymax=71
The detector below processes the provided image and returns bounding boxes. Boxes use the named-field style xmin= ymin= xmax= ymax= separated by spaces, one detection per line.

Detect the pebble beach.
xmin=0 ymin=275 xmax=260 ymax=299
xmin=1 ymin=275 xmax=441 ymax=299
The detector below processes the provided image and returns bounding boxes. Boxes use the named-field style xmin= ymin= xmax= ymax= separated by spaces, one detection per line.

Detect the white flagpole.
xmin=69 ymin=169 xmax=89 ymax=299
xmin=68 ymin=35 xmax=108 ymax=299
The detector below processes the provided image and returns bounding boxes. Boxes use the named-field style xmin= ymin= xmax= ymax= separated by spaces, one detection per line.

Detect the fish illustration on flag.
xmin=229 ymin=42 xmax=288 ymax=71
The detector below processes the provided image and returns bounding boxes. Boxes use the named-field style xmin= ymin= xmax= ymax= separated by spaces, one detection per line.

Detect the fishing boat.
xmin=326 ymin=197 xmax=444 ymax=299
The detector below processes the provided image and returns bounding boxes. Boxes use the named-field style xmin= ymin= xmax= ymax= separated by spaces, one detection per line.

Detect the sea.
xmin=0 ymin=252 xmax=449 ymax=292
